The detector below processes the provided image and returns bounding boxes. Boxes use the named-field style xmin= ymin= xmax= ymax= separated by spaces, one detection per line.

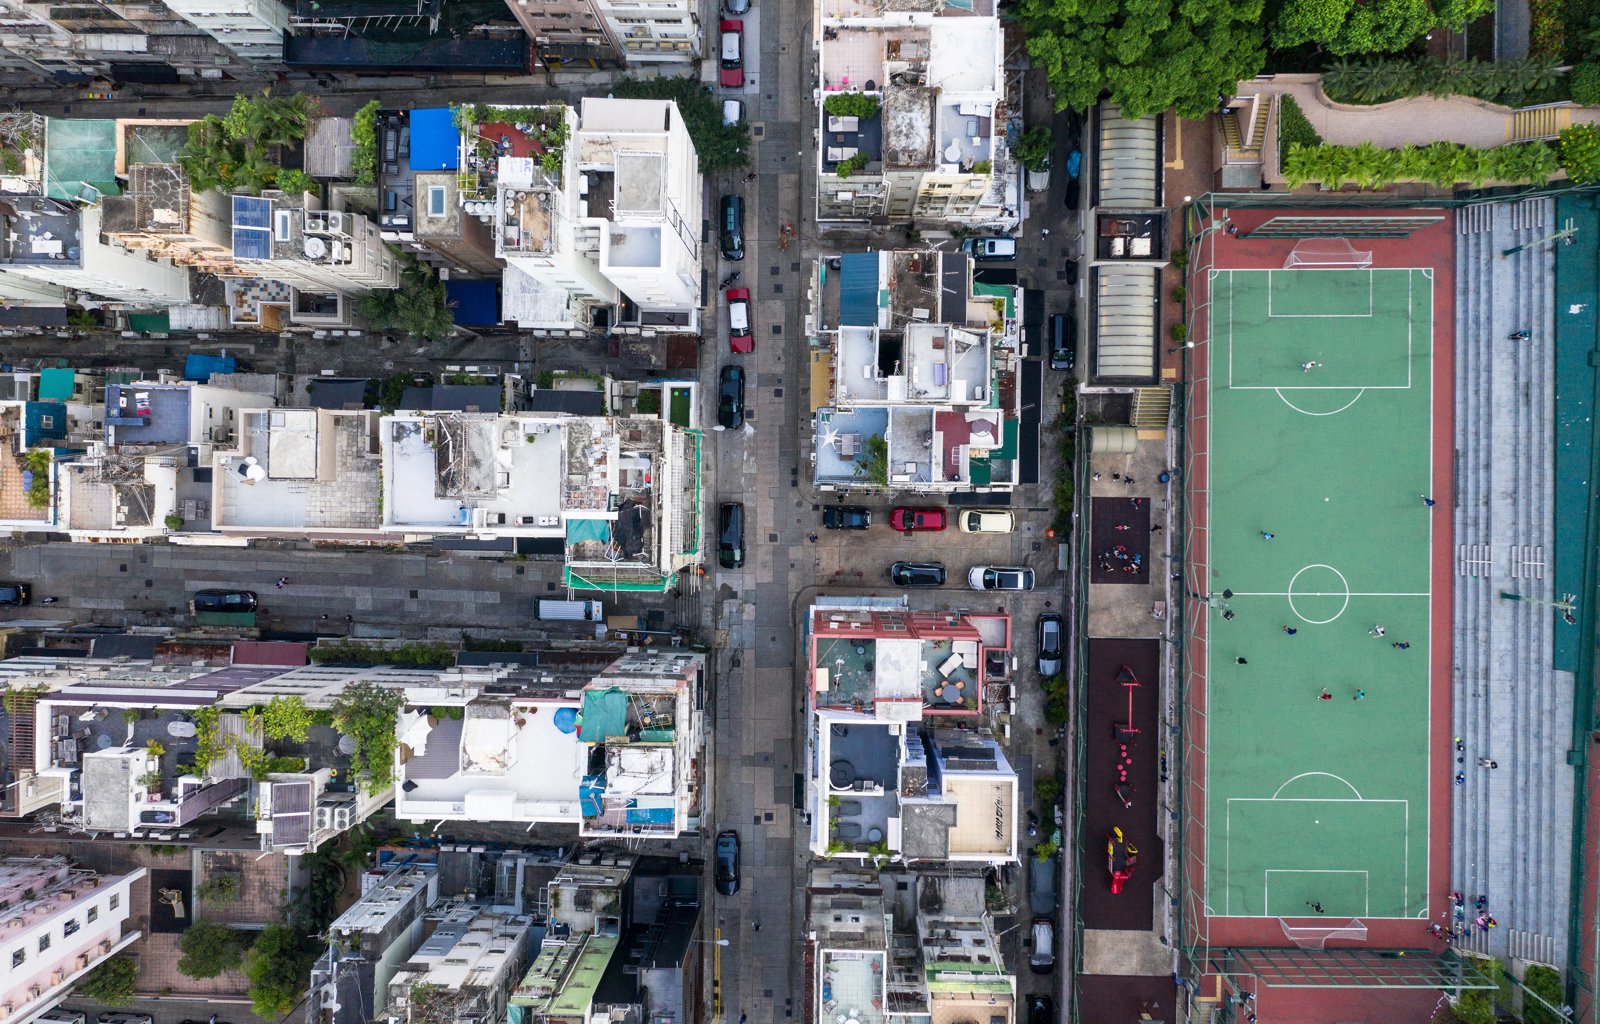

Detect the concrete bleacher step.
xmin=1130 ymin=387 xmax=1172 ymax=431
xmin=1508 ymin=105 xmax=1570 ymax=142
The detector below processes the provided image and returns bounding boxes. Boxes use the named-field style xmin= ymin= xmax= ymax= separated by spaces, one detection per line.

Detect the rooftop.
xmin=105 ymin=384 xmax=190 ymax=446
xmin=395 ymin=697 xmax=587 ymax=823
xmin=383 ymin=414 xmax=565 ymax=531
xmin=0 ymin=197 xmax=82 ymax=267
xmin=818 ymin=950 xmax=887 ymax=1024
xmin=215 ymin=409 xmax=381 ymax=532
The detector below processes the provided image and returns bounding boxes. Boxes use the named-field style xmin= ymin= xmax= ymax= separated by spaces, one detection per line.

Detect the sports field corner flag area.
xmin=1202 ymin=265 xmax=1435 ymax=921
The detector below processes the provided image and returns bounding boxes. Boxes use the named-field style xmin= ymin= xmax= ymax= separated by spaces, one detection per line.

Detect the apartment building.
xmin=229 ymin=191 xmax=399 ymax=328
xmin=374 ymin=108 xmax=501 ymax=278
xmin=809 ymin=248 xmax=1024 ymax=493
xmin=503 ymin=0 xmax=701 ymax=70
xmin=0 ymin=857 xmax=149 ymax=1024
xmin=813 ymin=0 xmax=1014 ymax=230
xmin=307 ymin=862 xmax=441 ymax=1024
xmin=384 ymin=898 xmax=534 ymax=1024
xmin=805 ymin=599 xmax=1018 ymax=865
xmin=491 ymin=98 xmax=703 ymax=336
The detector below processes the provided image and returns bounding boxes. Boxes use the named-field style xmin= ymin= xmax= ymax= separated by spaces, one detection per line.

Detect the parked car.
xmin=718 ymin=19 xmax=744 ymax=88
xmin=718 ymin=364 xmax=746 ymax=429
xmin=1029 ymin=851 xmax=1059 ymax=915
xmin=718 ymin=503 xmax=744 ymax=569
xmin=1049 ymin=307 xmax=1077 ymax=372
xmin=822 ymin=506 xmax=871 ymax=530
xmin=192 ymin=589 xmax=258 ymax=613
xmin=959 ymin=236 xmax=1017 ymax=261
xmin=0 ymin=581 xmax=30 ymax=605
xmin=1037 ymin=612 xmax=1064 ymax=676
xmin=99 ymin=1015 xmax=153 ymax=1024
xmin=727 ymin=287 xmax=753 ymax=353
xmin=1029 ymin=918 xmax=1056 ymax=973
xmin=715 ymin=829 xmax=741 ymax=895
xmin=719 ymin=194 xmax=745 ymax=261
xmin=890 ymin=506 xmax=946 ymax=532
xmin=722 ymin=98 xmax=744 ymax=126
xmin=39 ymin=1012 xmax=86 ymax=1024
xmin=1027 ymin=995 xmax=1055 ymax=1024
xmin=957 ymin=508 xmax=1014 ymax=534
xmin=968 ymin=566 xmax=1035 ymax=591
xmin=725 ymin=0 xmax=750 ymax=14
xmin=890 ymin=562 xmax=946 ymax=587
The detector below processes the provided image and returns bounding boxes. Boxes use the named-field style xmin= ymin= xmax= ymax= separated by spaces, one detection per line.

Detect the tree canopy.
xmin=356 ymin=256 xmax=457 ymax=343
xmin=1271 ymin=0 xmax=1488 ymax=55
xmin=1017 ymin=0 xmax=1267 ymax=118
xmin=179 ymin=91 xmax=322 ymax=195
xmin=78 ymin=955 xmax=139 ymax=1005
xmin=243 ymin=924 xmax=316 ymax=1019
xmin=178 ymin=921 xmax=246 ymax=979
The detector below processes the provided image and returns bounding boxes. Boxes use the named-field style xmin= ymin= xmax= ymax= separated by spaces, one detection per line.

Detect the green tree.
xmin=853 ymin=434 xmax=889 ymax=486
xmin=1017 ymin=0 xmax=1266 ymax=118
xmin=78 ymin=955 xmax=139 ymax=1005
xmin=262 ymin=695 xmax=313 ymax=743
xmin=1523 ymin=964 xmax=1564 ymax=1024
xmin=180 ymin=91 xmax=321 ymax=197
xmin=1452 ymin=955 xmax=1509 ymax=1024
xmin=1014 ymin=126 xmax=1053 ymax=172
xmin=1560 ymin=123 xmax=1600 ymax=183
xmin=243 ymin=925 xmax=315 ymax=1019
xmin=1277 ymin=0 xmax=1434 ymax=54
xmin=358 ymin=256 xmax=456 ymax=342
xmin=330 ymin=681 xmax=405 ymax=795
xmin=351 ymin=99 xmax=381 ymax=188
xmin=611 ymin=77 xmax=750 ymax=172
xmin=178 ymin=921 xmax=246 ymax=979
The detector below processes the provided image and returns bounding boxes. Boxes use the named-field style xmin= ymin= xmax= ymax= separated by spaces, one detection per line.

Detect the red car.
xmin=727 ymin=287 xmax=752 ymax=353
xmin=890 ymin=506 xmax=947 ymax=532
xmin=719 ymin=19 xmax=744 ymax=88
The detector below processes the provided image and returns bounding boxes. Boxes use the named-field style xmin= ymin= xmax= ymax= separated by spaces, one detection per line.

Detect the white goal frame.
xmin=1282 ymin=238 xmax=1375 ymax=270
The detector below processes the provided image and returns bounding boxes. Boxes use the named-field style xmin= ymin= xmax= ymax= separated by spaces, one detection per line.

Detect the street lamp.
xmin=1500 ymin=590 xmax=1579 ymax=626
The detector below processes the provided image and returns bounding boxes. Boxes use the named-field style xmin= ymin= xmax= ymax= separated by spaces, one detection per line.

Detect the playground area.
xmin=1180 ymin=210 xmax=1455 ymax=952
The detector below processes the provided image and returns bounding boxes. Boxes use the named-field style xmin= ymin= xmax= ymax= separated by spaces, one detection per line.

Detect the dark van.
xmin=720 ymin=195 xmax=745 ymax=261
xmin=719 ymin=502 xmax=745 ymax=568
xmin=1049 ymin=307 xmax=1077 ymax=372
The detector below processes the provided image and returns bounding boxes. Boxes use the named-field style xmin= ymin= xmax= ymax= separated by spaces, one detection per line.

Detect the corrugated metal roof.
xmin=839 ymin=252 xmax=881 ymax=327
xmin=1094 ymin=265 xmax=1158 ymax=382
xmin=1097 ymin=104 xmax=1159 ymax=209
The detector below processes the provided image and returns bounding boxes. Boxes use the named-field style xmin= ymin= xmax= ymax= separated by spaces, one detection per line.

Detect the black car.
xmin=0 ymin=581 xmax=30 ymax=606
xmin=1037 ymin=612 xmax=1064 ymax=676
xmin=890 ymin=562 xmax=945 ymax=587
xmin=719 ymin=194 xmax=745 ymax=261
xmin=1027 ymin=994 xmax=1055 ymax=1024
xmin=822 ymin=506 xmax=871 ymax=530
xmin=718 ymin=502 xmax=744 ymax=569
xmin=718 ymin=364 xmax=745 ymax=429
xmin=715 ymin=829 xmax=741 ymax=895
xmin=192 ymin=589 xmax=258 ymax=613
xmin=1049 ymin=307 xmax=1077 ymax=372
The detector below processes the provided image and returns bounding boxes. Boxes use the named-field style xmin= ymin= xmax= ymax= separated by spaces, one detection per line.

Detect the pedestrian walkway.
xmin=1242 ymin=73 xmax=1600 ymax=155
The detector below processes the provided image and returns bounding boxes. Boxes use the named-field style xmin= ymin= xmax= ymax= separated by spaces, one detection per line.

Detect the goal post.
xmin=1278 ymin=917 xmax=1369 ymax=951
xmin=1283 ymin=238 xmax=1374 ymax=270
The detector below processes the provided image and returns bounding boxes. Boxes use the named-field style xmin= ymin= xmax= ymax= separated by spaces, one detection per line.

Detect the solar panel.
xmin=233 ymin=227 xmax=272 ymax=259
xmin=232 ymin=195 xmax=271 ymax=228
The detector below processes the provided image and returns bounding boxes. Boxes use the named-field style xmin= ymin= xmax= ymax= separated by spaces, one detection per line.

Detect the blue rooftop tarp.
xmin=184 ymin=354 xmax=237 ymax=382
xmin=839 ymin=252 xmax=881 ymax=327
xmin=410 ymin=108 xmax=461 ymax=172
xmin=444 ymin=279 xmax=499 ymax=326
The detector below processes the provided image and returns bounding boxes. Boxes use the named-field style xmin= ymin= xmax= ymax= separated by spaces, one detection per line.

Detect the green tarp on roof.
xmin=127 ymin=313 xmax=169 ymax=334
xmin=566 ymin=518 xmax=610 ymax=544
xmin=578 ymin=686 xmax=627 ymax=743
xmin=44 ymin=118 xmax=120 ymax=201
xmin=37 ymin=368 xmax=74 ymax=402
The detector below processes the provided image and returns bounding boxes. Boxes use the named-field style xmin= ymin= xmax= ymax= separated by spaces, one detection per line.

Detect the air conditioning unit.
xmin=303 ymin=210 xmax=349 ymax=238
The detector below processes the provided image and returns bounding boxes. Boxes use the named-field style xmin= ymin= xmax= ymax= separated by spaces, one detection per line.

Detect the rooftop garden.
xmin=454 ymin=102 xmax=570 ymax=174
xmin=180 ymin=91 xmax=322 ymax=195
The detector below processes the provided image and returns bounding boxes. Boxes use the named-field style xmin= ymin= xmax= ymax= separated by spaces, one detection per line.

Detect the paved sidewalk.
xmin=1246 ymin=73 xmax=1600 ymax=151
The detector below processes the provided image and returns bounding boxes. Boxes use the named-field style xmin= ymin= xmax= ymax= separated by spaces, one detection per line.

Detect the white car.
xmin=968 ymin=565 xmax=1035 ymax=591
xmin=958 ymin=508 xmax=1014 ymax=534
xmin=723 ymin=99 xmax=744 ymax=126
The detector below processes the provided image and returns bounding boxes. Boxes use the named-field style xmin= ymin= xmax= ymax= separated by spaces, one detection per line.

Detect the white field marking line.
xmin=1275 ymin=389 xmax=1366 ymax=417
xmin=1224 ymin=591 xmax=1432 ymax=597
xmin=1265 ymin=869 xmax=1371 ymax=919
xmin=1228 ymin=796 xmax=1412 ymax=917
xmin=1266 ymin=267 xmax=1375 ymax=318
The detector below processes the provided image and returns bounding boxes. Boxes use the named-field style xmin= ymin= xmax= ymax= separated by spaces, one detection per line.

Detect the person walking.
xmin=1318 ymin=688 xmax=1333 ymax=701
xmin=1369 ymin=625 xmax=1386 ymax=638
xmin=1306 ymin=900 xmax=1325 ymax=914
xmin=1477 ymin=757 xmax=1498 ymax=768
xmin=1509 ymin=329 xmax=1531 ymax=341
xmin=1301 ymin=361 xmax=1321 ymax=372
xmin=1421 ymin=495 xmax=1436 ymax=507
xmin=1260 ymin=531 xmax=1275 ymax=540
xmin=1283 ymin=626 xmax=1298 ymax=635
xmin=1392 ymin=641 xmax=1410 ymax=650
xmin=1236 ymin=656 xmax=1249 ymax=665
xmin=1353 ymin=689 xmax=1366 ymax=701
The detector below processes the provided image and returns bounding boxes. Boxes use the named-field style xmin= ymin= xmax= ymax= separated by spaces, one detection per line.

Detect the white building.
xmin=497 ymin=98 xmax=703 ymax=335
xmin=813 ymin=0 xmax=1013 ymax=230
xmin=229 ymin=192 xmax=399 ymax=327
xmin=163 ymin=0 xmax=290 ymax=63
xmin=0 ymin=857 xmax=148 ymax=1024
xmin=395 ymin=651 xmax=705 ymax=836
xmin=308 ymin=863 xmax=440 ymax=1024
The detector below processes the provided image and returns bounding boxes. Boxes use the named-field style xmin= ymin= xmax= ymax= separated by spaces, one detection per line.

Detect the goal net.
xmin=1283 ymin=238 xmax=1374 ymax=270
xmin=1279 ymin=917 xmax=1369 ymax=951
